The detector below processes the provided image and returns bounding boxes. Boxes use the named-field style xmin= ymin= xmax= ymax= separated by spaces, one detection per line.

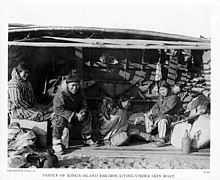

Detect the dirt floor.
xmin=56 ymin=141 xmax=210 ymax=169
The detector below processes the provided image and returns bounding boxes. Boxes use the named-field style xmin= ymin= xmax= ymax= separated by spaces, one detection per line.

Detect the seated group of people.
xmin=8 ymin=62 xmax=208 ymax=154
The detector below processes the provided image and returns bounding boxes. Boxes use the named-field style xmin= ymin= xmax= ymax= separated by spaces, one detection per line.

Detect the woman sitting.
xmin=98 ymin=97 xmax=127 ymax=145
xmin=8 ymin=62 xmax=50 ymax=122
xmin=144 ymin=80 xmax=184 ymax=147
xmin=98 ymin=95 xmax=155 ymax=146
xmin=116 ymin=95 xmax=155 ymax=143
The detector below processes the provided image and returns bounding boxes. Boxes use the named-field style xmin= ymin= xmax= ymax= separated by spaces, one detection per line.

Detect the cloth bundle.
xmin=8 ymin=122 xmax=37 ymax=168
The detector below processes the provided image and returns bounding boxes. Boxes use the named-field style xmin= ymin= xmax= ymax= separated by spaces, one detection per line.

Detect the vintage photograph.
xmin=2 ymin=0 xmax=219 ymax=179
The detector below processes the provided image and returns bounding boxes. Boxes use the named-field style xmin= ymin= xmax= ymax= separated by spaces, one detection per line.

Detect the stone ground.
xmin=55 ymin=141 xmax=210 ymax=169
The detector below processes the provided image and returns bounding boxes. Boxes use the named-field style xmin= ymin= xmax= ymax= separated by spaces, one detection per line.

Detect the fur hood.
xmin=60 ymin=79 xmax=82 ymax=98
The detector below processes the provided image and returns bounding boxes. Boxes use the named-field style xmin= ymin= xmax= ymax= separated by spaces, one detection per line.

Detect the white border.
xmin=1 ymin=0 xmax=219 ymax=179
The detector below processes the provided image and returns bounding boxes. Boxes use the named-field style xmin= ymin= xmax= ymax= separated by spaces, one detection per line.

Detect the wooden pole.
xmin=8 ymin=41 xmax=211 ymax=50
xmin=42 ymin=36 xmax=210 ymax=46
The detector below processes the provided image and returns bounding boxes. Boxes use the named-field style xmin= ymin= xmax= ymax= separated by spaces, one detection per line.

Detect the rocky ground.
xmin=58 ymin=155 xmax=209 ymax=169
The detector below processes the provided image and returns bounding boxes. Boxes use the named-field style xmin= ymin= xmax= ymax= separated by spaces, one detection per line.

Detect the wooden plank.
xmin=8 ymin=41 xmax=211 ymax=50
xmin=89 ymin=79 xmax=132 ymax=84
xmin=88 ymin=62 xmax=185 ymax=73
xmin=86 ymin=97 xmax=158 ymax=102
xmin=70 ymin=148 xmax=210 ymax=159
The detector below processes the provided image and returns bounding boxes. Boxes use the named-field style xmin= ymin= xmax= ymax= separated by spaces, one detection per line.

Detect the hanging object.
xmin=106 ymin=49 xmax=111 ymax=73
xmin=124 ymin=49 xmax=129 ymax=79
xmin=155 ymin=62 xmax=162 ymax=81
xmin=43 ymin=74 xmax=48 ymax=94
xmin=179 ymin=50 xmax=192 ymax=84
xmin=167 ymin=50 xmax=178 ymax=85
xmin=140 ymin=50 xmax=145 ymax=85
xmin=152 ymin=50 xmax=162 ymax=95
xmin=141 ymin=50 xmax=145 ymax=75
xmin=99 ymin=49 xmax=119 ymax=73
xmin=155 ymin=50 xmax=162 ymax=81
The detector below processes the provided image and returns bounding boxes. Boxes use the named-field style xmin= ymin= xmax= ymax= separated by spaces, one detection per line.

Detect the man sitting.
xmin=51 ymin=72 xmax=96 ymax=154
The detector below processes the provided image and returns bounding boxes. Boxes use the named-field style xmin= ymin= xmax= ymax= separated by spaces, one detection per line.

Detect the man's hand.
xmin=76 ymin=109 xmax=86 ymax=121
xmin=30 ymin=111 xmax=44 ymax=121
xmin=144 ymin=110 xmax=152 ymax=119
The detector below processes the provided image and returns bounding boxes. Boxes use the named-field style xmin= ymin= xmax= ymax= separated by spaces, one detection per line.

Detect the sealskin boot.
xmin=152 ymin=138 xmax=166 ymax=147
xmin=52 ymin=139 xmax=63 ymax=155
xmin=82 ymin=135 xmax=98 ymax=146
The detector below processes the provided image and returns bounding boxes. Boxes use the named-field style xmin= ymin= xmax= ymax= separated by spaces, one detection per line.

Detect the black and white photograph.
xmin=1 ymin=0 xmax=220 ymax=179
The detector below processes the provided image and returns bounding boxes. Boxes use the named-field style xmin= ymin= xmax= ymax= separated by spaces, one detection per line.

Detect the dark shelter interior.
xmin=8 ymin=24 xmax=211 ymax=144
